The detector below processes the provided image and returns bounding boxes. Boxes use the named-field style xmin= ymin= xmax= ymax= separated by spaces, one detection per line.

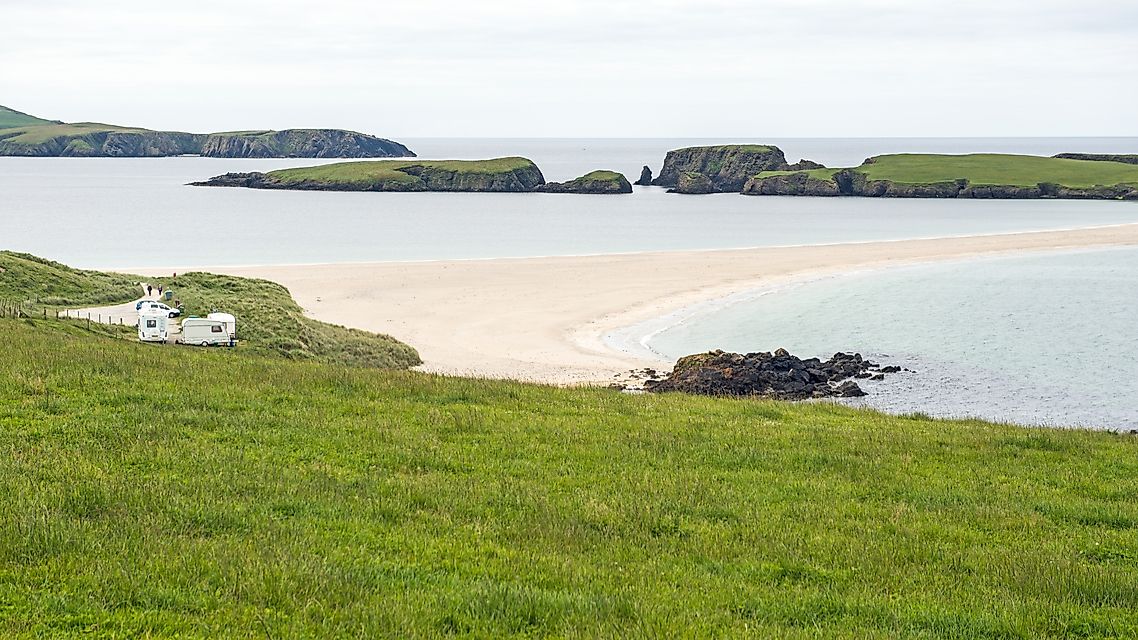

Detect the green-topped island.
xmin=743 ymin=153 xmax=1138 ymax=200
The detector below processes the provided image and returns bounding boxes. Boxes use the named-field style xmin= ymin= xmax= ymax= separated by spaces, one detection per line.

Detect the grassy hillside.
xmin=0 ymin=252 xmax=139 ymax=306
xmin=1 ymin=317 xmax=1137 ymax=637
xmin=758 ymin=154 xmax=1138 ymax=188
xmin=0 ymin=122 xmax=168 ymax=144
xmin=0 ymin=251 xmax=420 ymax=369
xmin=0 ymin=105 xmax=59 ymax=130
xmin=267 ymin=157 xmax=539 ymax=186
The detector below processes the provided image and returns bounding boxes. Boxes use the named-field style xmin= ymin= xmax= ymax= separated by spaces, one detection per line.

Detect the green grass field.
xmin=758 ymin=153 xmax=1138 ymax=188
xmin=267 ymin=157 xmax=539 ymax=186
xmin=0 ymin=251 xmax=419 ymax=369
xmin=2 ymin=315 xmax=1138 ymax=637
xmin=0 ymin=106 xmax=58 ymax=130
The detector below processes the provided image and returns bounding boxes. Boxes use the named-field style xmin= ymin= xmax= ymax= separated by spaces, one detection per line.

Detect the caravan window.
xmin=146 ymin=320 xmax=157 ymax=328
xmin=211 ymin=325 xmax=223 ymax=333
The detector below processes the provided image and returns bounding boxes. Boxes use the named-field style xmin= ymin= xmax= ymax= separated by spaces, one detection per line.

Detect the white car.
xmin=135 ymin=300 xmax=182 ymax=318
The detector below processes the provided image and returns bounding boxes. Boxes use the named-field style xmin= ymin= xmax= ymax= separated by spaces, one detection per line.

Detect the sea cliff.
xmin=652 ymin=145 xmax=805 ymax=192
xmin=199 ymin=129 xmax=412 ymax=158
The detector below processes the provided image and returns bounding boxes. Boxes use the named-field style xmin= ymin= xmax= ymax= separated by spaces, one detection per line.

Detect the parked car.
xmin=135 ymin=300 xmax=182 ymax=318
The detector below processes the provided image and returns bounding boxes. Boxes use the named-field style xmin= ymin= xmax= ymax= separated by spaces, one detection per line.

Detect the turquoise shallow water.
xmin=645 ymin=247 xmax=1138 ymax=430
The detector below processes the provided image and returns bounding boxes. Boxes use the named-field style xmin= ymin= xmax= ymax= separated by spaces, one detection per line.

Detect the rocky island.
xmin=535 ymin=170 xmax=632 ymax=194
xmin=0 ymin=105 xmax=413 ymax=158
xmin=650 ymin=144 xmax=824 ymax=193
xmin=193 ymin=158 xmax=547 ymax=192
xmin=743 ymin=153 xmax=1138 ymax=200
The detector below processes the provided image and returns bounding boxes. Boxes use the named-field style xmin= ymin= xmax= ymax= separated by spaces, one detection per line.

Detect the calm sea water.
xmin=2 ymin=137 xmax=1137 ymax=428
xmin=642 ymin=247 xmax=1138 ymax=431
xmin=1 ymin=137 xmax=1137 ymax=269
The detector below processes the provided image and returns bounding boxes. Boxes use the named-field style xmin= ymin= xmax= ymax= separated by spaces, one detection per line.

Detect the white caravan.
xmin=206 ymin=312 xmax=236 ymax=340
xmin=137 ymin=309 xmax=169 ymax=343
xmin=180 ymin=317 xmax=234 ymax=347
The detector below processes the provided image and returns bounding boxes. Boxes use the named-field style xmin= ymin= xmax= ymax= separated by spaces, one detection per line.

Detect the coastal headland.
xmin=0 ymin=105 xmax=413 ymax=158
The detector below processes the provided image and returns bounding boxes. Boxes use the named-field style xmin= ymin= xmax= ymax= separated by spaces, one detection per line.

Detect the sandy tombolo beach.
xmin=157 ymin=224 xmax=1138 ymax=384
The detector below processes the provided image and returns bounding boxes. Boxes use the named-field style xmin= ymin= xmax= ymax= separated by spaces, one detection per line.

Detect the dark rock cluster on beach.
xmin=640 ymin=348 xmax=903 ymax=399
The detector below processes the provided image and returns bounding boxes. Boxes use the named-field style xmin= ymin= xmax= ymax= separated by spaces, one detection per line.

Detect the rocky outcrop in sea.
xmin=634 ymin=165 xmax=653 ymax=186
xmin=643 ymin=349 xmax=902 ymax=399
xmin=652 ymin=145 xmax=814 ymax=192
xmin=535 ymin=170 xmax=632 ymax=194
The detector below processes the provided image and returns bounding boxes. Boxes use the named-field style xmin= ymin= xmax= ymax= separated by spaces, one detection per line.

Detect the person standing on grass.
xmin=158 ymin=285 xmax=163 ymax=296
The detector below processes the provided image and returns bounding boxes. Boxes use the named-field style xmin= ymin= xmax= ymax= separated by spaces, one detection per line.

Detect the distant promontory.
xmin=0 ymin=105 xmax=413 ymax=158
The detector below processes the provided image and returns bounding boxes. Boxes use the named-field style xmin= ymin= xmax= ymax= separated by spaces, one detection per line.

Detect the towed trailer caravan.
xmin=180 ymin=317 xmax=235 ymax=347
xmin=137 ymin=309 xmax=169 ymax=343
xmin=206 ymin=312 xmax=236 ymax=340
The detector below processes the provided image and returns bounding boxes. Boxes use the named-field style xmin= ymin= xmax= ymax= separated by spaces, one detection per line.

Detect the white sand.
xmin=138 ymin=224 xmax=1138 ymax=384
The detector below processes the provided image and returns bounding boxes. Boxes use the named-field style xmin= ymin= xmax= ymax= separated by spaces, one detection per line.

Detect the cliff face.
xmin=1054 ymin=153 xmax=1138 ymax=166
xmin=743 ymin=169 xmax=1138 ymax=200
xmin=652 ymin=145 xmax=796 ymax=192
xmin=0 ymin=129 xmax=204 ymax=157
xmin=535 ymin=170 xmax=632 ymax=194
xmin=199 ymin=129 xmax=414 ymax=158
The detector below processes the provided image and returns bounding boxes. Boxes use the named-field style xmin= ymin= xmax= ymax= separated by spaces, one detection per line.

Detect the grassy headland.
xmin=748 ymin=153 xmax=1138 ymax=199
xmin=1 ymin=316 xmax=1137 ymax=637
xmin=0 ymin=251 xmax=420 ymax=369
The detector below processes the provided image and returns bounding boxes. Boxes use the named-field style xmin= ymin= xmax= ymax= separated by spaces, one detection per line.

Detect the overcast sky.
xmin=3 ymin=0 xmax=1136 ymax=137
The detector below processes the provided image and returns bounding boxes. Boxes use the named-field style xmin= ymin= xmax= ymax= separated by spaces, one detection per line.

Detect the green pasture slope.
xmin=0 ymin=105 xmax=59 ymax=130
xmin=759 ymin=153 xmax=1138 ymax=189
xmin=2 ymin=261 xmax=1138 ymax=636
xmin=0 ymin=251 xmax=419 ymax=369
